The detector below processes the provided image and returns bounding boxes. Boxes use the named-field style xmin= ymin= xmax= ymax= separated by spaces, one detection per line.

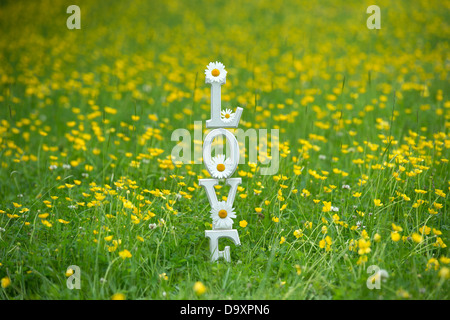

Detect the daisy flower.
xmin=221 ymin=108 xmax=235 ymax=123
xmin=205 ymin=61 xmax=227 ymax=84
xmin=210 ymin=201 xmax=236 ymax=230
xmin=207 ymin=154 xmax=234 ymax=179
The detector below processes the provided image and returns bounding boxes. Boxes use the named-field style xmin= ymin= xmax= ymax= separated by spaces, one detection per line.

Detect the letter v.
xmin=199 ymin=178 xmax=241 ymax=209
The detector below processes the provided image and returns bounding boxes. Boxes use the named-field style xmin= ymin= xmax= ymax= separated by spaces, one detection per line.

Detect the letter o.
xmin=203 ymin=128 xmax=239 ymax=179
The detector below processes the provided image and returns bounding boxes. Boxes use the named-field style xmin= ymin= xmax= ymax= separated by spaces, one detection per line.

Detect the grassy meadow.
xmin=0 ymin=0 xmax=449 ymax=299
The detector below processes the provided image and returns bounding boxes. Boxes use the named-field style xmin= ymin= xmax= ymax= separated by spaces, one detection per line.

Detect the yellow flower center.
xmin=225 ymin=113 xmax=230 ymax=119
xmin=219 ymin=209 xmax=228 ymax=218
xmin=211 ymin=69 xmax=220 ymax=77
xmin=216 ymin=163 xmax=226 ymax=172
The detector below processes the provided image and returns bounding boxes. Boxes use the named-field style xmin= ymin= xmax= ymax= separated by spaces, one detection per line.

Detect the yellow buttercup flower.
xmin=374 ymin=233 xmax=381 ymax=242
xmin=322 ymin=201 xmax=332 ymax=212
xmin=119 ymin=249 xmax=132 ymax=259
xmin=293 ymin=229 xmax=303 ymax=238
xmin=358 ymin=239 xmax=371 ymax=255
xmin=193 ymin=281 xmax=207 ymax=295
xmin=1 ymin=277 xmax=11 ymax=288
xmin=159 ymin=273 xmax=168 ymax=281
xmin=440 ymin=257 xmax=450 ymax=264
xmin=111 ymin=293 xmax=126 ymax=300
xmin=295 ymin=264 xmax=302 ymax=275
xmin=319 ymin=239 xmax=326 ymax=248
xmin=65 ymin=269 xmax=74 ymax=277
xmin=426 ymin=258 xmax=439 ymax=271
xmin=438 ymin=267 xmax=450 ymax=279
xmin=411 ymin=233 xmax=423 ymax=243
xmin=374 ymin=199 xmax=383 ymax=207
xmin=391 ymin=232 xmax=401 ymax=242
